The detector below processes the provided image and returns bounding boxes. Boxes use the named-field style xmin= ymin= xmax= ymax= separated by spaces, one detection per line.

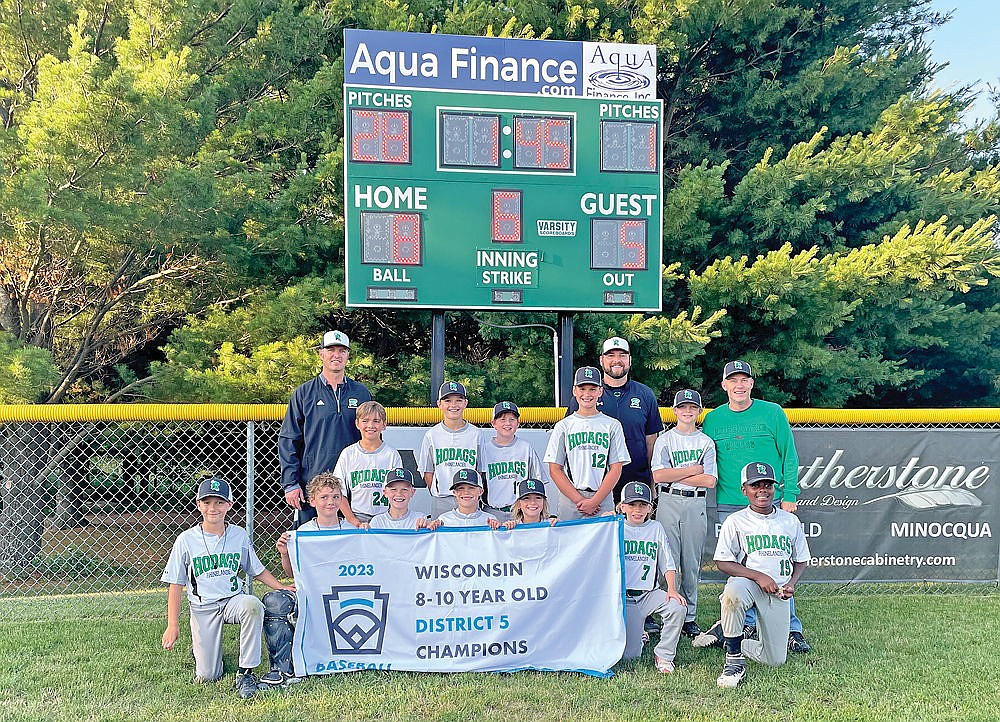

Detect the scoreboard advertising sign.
xmin=343 ymin=29 xmax=664 ymax=311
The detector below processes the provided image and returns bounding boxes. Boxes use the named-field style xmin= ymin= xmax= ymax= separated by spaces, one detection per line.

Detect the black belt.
xmin=579 ymin=488 xmax=598 ymax=494
xmin=665 ymin=488 xmax=706 ymax=498
xmin=626 ymin=589 xmax=646 ymax=597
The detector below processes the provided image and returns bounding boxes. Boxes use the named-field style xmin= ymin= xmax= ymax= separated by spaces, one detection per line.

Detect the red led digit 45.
xmin=513 ymin=116 xmax=572 ymax=171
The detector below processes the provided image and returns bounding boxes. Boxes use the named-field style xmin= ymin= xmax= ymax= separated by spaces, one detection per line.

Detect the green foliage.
xmin=36 ymin=546 xmax=132 ymax=579
xmin=2 ymin=0 xmax=998 ymax=407
xmin=0 ymin=331 xmax=61 ymax=403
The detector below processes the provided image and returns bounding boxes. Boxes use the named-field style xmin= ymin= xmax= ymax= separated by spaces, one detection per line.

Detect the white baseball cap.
xmin=601 ymin=337 xmax=630 ymax=354
xmin=319 ymin=330 xmax=350 ymax=349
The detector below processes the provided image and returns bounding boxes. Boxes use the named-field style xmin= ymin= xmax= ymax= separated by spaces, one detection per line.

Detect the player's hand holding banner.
xmin=288 ymin=516 xmax=625 ymax=677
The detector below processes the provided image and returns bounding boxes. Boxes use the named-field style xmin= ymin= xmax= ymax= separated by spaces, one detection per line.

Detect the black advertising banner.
xmin=386 ymin=426 xmax=998 ymax=584
xmin=704 ymin=429 xmax=1000 ymax=583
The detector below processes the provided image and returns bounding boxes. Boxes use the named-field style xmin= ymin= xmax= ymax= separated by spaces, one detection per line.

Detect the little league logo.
xmin=323 ymin=585 xmax=389 ymax=655
xmin=629 ymin=398 xmax=641 ymax=409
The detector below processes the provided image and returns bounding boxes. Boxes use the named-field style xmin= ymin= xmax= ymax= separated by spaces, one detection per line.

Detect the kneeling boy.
xmin=709 ymin=462 xmax=810 ymax=688
xmin=161 ymin=477 xmax=293 ymax=698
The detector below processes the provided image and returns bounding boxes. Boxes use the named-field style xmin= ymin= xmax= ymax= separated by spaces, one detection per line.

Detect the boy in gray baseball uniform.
xmin=480 ymin=401 xmax=545 ymax=521
xmin=418 ymin=381 xmax=483 ymax=518
xmin=437 ymin=469 xmax=501 ymax=528
xmin=161 ymin=477 xmax=293 ymax=698
xmin=651 ymin=389 xmax=717 ymax=638
xmin=544 ymin=366 xmax=630 ymax=520
xmin=334 ymin=400 xmax=403 ymax=525
xmin=370 ymin=467 xmax=443 ymax=530
xmin=620 ymin=482 xmax=687 ymax=673
xmin=705 ymin=462 xmax=811 ymax=688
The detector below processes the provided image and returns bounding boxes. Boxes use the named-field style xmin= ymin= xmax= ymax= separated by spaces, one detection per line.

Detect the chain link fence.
xmin=1 ymin=407 xmax=997 ymax=620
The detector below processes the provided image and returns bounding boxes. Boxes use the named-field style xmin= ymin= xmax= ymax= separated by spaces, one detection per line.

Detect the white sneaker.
xmin=654 ymin=655 xmax=675 ymax=674
xmin=717 ymin=654 xmax=747 ymax=688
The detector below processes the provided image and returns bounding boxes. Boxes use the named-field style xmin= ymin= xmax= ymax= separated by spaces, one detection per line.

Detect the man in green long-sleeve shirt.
xmin=702 ymin=359 xmax=810 ymax=653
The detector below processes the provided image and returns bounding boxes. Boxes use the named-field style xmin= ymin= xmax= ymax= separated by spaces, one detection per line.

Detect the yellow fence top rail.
xmin=1 ymin=404 xmax=999 ymax=424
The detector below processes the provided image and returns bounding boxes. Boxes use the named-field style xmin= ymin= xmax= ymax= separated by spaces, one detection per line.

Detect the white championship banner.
xmin=288 ymin=515 xmax=626 ymax=677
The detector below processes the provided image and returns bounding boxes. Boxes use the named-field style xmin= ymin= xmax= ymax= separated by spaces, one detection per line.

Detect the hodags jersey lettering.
xmin=714 ymin=507 xmax=811 ymax=586
xmin=437 ymin=509 xmax=498 ymax=528
xmin=418 ymin=422 xmax=483 ymax=498
xmin=479 ymin=437 xmax=545 ymax=509
xmin=623 ymin=520 xmax=675 ymax=591
xmin=369 ymin=509 xmax=425 ymax=530
xmin=544 ymin=413 xmax=630 ymax=490
xmin=161 ymin=524 xmax=264 ymax=605
xmin=333 ymin=441 xmax=403 ymax=516
xmin=650 ymin=428 xmax=718 ymax=491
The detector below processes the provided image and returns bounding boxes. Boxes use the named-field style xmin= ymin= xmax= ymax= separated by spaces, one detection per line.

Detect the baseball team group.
xmin=161 ymin=330 xmax=812 ymax=697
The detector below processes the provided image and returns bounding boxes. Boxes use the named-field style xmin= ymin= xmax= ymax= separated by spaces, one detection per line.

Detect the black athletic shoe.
xmin=644 ymin=615 xmax=662 ymax=634
xmin=681 ymin=621 xmax=703 ymax=638
xmin=743 ymin=624 xmax=758 ymax=641
xmin=787 ymin=631 xmax=811 ymax=653
xmin=234 ymin=672 xmax=259 ymax=699
xmin=692 ymin=620 xmax=724 ymax=648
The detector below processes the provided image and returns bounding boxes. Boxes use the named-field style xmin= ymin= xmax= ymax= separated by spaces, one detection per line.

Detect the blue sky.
xmin=927 ymin=0 xmax=999 ymax=122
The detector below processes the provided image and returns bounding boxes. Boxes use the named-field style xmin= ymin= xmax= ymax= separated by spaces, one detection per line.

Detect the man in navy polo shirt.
xmin=566 ymin=336 xmax=663 ymax=501
xmin=279 ymin=330 xmax=372 ymax=526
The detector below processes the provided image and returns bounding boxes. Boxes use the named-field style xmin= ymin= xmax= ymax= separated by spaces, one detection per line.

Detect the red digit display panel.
xmin=491 ymin=190 xmax=522 ymax=243
xmin=350 ymin=110 xmax=411 ymax=164
xmin=361 ymin=212 xmax=422 ymax=266
xmin=513 ymin=116 xmax=573 ymax=171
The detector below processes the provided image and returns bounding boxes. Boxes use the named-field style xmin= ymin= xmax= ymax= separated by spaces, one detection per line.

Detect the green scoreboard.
xmin=344 ymin=30 xmax=663 ymax=312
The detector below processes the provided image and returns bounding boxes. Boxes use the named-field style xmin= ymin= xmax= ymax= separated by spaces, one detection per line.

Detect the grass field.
xmin=1 ymin=592 xmax=997 ymax=722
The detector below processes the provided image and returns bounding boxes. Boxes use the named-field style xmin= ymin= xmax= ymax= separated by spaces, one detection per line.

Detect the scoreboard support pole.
xmin=430 ymin=311 xmax=445 ymax=405
xmin=558 ymin=313 xmax=574 ymax=407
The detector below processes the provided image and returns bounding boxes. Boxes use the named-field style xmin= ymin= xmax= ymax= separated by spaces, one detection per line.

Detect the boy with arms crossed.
xmin=545 ymin=366 xmax=630 ymax=520
xmin=651 ymin=389 xmax=717 ymax=638
xmin=709 ymin=462 xmax=811 ymax=688
xmin=418 ymin=381 xmax=483 ymax=518
xmin=480 ymin=401 xmax=545 ymax=521
xmin=161 ymin=477 xmax=293 ymax=698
